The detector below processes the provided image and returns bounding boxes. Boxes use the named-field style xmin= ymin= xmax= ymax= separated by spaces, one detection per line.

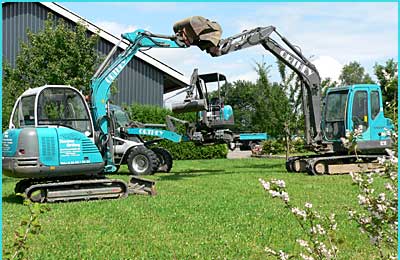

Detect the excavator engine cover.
xmin=173 ymin=16 xmax=222 ymax=56
xmin=172 ymin=99 xmax=207 ymax=114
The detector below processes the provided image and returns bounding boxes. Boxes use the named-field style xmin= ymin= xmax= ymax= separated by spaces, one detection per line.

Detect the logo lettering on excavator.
xmin=280 ymin=50 xmax=314 ymax=77
xmin=138 ymin=129 xmax=164 ymax=137
xmin=105 ymin=60 xmax=127 ymax=84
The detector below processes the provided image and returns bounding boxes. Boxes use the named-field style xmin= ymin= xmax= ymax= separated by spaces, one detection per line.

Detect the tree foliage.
xmin=2 ymin=15 xmax=100 ymax=130
xmin=374 ymin=59 xmax=398 ymax=123
xmin=339 ymin=61 xmax=375 ymax=85
xmin=217 ymin=61 xmax=290 ymax=138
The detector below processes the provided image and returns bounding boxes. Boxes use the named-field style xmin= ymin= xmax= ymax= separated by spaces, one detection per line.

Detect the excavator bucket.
xmin=128 ymin=176 xmax=156 ymax=196
xmin=173 ymin=16 xmax=222 ymax=56
xmin=172 ymin=99 xmax=207 ymax=114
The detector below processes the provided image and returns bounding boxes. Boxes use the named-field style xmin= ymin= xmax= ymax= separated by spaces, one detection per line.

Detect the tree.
xmin=339 ymin=61 xmax=375 ymax=85
xmin=219 ymin=80 xmax=258 ymax=132
xmin=321 ymin=77 xmax=338 ymax=95
xmin=252 ymin=61 xmax=290 ymax=137
xmin=2 ymin=15 xmax=100 ymax=130
xmin=374 ymin=59 xmax=398 ymax=123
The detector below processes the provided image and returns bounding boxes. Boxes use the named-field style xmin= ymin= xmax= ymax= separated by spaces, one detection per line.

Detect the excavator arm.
xmin=89 ymin=29 xmax=187 ymax=170
xmin=90 ymin=30 xmax=186 ymax=134
xmin=173 ymin=17 xmax=323 ymax=147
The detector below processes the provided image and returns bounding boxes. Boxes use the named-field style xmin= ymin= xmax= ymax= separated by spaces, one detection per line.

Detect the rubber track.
xmin=287 ymin=154 xmax=385 ymax=175
xmin=23 ymin=178 xmax=128 ymax=203
xmin=306 ymin=154 xmax=385 ymax=175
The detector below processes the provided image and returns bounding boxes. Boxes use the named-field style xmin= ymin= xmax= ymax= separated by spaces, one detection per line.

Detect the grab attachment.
xmin=173 ymin=16 xmax=222 ymax=56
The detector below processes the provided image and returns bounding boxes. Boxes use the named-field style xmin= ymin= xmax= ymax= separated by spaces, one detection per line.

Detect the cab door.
xmin=348 ymin=88 xmax=370 ymax=139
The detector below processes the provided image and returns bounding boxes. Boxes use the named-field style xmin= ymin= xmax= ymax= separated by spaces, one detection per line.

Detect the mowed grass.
xmin=3 ymin=158 xmax=379 ymax=259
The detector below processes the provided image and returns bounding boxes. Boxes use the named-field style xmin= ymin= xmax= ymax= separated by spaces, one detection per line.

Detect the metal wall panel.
xmin=2 ymin=2 xmax=164 ymax=106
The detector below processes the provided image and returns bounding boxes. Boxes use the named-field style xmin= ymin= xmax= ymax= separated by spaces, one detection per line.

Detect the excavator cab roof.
xmin=198 ymin=73 xmax=227 ymax=83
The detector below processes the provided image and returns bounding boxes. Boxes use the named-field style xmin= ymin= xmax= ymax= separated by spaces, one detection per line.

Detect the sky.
xmin=61 ymin=2 xmax=398 ymax=106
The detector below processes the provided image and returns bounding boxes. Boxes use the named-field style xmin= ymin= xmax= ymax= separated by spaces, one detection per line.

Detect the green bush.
xmin=261 ymin=139 xmax=286 ymax=155
xmin=261 ymin=138 xmax=307 ymax=155
xmin=291 ymin=137 xmax=307 ymax=153
xmin=156 ymin=141 xmax=228 ymax=160
xmin=125 ymin=103 xmax=228 ymax=160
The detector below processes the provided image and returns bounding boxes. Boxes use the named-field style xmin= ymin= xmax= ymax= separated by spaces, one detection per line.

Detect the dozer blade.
xmin=173 ymin=16 xmax=222 ymax=56
xmin=128 ymin=176 xmax=156 ymax=196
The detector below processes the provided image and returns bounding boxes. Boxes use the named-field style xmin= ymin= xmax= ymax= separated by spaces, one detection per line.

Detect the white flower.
xmin=340 ymin=137 xmax=349 ymax=146
xmin=377 ymin=193 xmax=386 ymax=202
xmin=348 ymin=210 xmax=355 ymax=218
xmin=390 ymin=156 xmax=398 ymax=164
xmin=377 ymin=156 xmax=386 ymax=165
xmin=358 ymin=195 xmax=368 ymax=205
xmin=331 ymin=223 xmax=337 ymax=231
xmin=377 ymin=204 xmax=387 ymax=213
xmin=360 ymin=216 xmax=371 ymax=225
xmin=350 ymin=172 xmax=363 ymax=183
xmin=316 ymin=224 xmax=326 ymax=235
xmin=305 ymin=202 xmax=313 ymax=209
xmin=269 ymin=190 xmax=280 ymax=198
xmin=278 ymin=250 xmax=289 ymax=260
xmin=384 ymin=183 xmax=393 ymax=191
xmin=265 ymin=246 xmax=276 ymax=255
xmin=281 ymin=192 xmax=290 ymax=203
xmin=259 ymin=178 xmax=270 ymax=191
xmin=274 ymin=179 xmax=286 ymax=188
xmin=291 ymin=207 xmax=307 ymax=219
xmin=297 ymin=239 xmax=309 ymax=247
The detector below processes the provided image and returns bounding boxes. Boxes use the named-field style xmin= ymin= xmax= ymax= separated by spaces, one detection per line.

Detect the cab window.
xmin=37 ymin=88 xmax=92 ymax=135
xmin=352 ymin=91 xmax=368 ymax=132
xmin=371 ymin=91 xmax=380 ymax=119
xmin=20 ymin=95 xmax=36 ymax=126
xmin=11 ymin=100 xmax=21 ymax=128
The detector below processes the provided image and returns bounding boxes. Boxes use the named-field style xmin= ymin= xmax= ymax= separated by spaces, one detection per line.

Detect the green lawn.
xmin=3 ymin=158 xmax=380 ymax=259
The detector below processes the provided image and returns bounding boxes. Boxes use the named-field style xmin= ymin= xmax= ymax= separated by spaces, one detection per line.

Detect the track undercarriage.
xmin=15 ymin=175 xmax=156 ymax=203
xmin=286 ymin=154 xmax=386 ymax=175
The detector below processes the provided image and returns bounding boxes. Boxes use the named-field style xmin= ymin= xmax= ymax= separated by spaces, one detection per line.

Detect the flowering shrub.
xmin=259 ymin=129 xmax=398 ymax=259
xmin=259 ymin=179 xmax=338 ymax=260
xmin=347 ymin=129 xmax=398 ymax=259
xmin=340 ymin=126 xmax=364 ymax=157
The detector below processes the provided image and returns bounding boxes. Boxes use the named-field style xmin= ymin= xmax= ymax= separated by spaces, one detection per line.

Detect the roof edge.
xmin=39 ymin=2 xmax=189 ymax=85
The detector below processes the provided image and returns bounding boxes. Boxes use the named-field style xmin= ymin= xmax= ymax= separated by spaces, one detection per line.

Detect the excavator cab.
xmin=197 ymin=72 xmax=234 ymax=129
xmin=3 ymin=85 xmax=104 ymax=179
xmin=322 ymin=84 xmax=393 ymax=153
xmin=169 ymin=69 xmax=234 ymax=145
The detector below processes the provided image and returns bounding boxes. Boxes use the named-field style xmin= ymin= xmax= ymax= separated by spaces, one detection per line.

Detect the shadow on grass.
xmin=3 ymin=194 xmax=24 ymax=204
xmin=158 ymin=169 xmax=228 ymax=181
xmin=235 ymin=163 xmax=284 ymax=169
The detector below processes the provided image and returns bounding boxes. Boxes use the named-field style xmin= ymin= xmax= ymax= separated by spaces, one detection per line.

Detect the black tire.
xmin=151 ymin=147 xmax=173 ymax=173
xmin=249 ymin=141 xmax=260 ymax=150
xmin=127 ymin=146 xmax=158 ymax=175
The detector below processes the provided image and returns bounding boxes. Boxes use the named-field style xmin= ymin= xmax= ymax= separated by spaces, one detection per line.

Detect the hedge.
xmin=124 ymin=103 xmax=228 ymax=160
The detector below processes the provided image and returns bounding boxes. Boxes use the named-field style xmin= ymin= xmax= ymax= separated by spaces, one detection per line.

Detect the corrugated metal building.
xmin=2 ymin=2 xmax=189 ymax=106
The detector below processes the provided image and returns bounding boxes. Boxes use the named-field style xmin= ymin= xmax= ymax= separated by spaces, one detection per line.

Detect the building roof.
xmin=40 ymin=2 xmax=189 ymax=92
